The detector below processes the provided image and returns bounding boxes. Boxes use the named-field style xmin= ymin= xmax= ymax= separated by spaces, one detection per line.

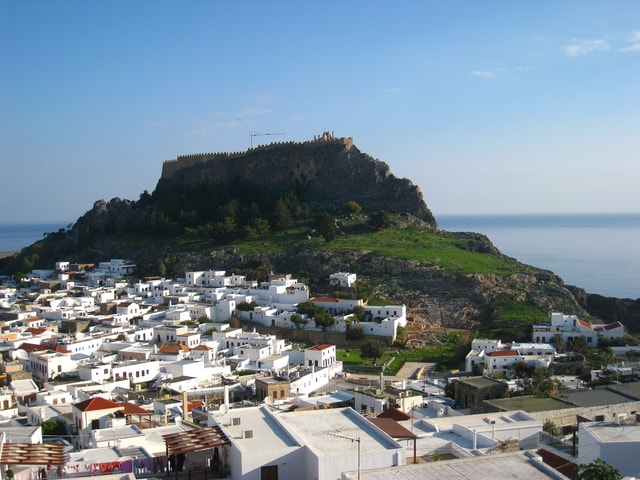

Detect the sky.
xmin=1 ymin=1 xmax=639 ymax=224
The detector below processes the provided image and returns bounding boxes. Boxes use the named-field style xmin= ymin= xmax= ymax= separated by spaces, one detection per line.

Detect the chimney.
xmin=182 ymin=391 xmax=191 ymax=423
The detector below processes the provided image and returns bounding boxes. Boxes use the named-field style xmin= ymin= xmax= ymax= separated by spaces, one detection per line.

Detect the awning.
xmin=162 ymin=426 xmax=230 ymax=457
xmin=0 ymin=443 xmax=66 ymax=466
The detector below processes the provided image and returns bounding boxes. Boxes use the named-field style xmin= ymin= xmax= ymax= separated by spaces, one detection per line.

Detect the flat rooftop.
xmin=484 ymin=396 xmax=574 ymax=413
xmin=581 ymin=421 xmax=640 ymax=443
xmin=344 ymin=451 xmax=570 ymax=480
xmin=275 ymin=407 xmax=401 ymax=456
xmin=210 ymin=406 xmax=300 ymax=456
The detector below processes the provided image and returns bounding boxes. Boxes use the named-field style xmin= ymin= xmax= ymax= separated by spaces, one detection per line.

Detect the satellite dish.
xmin=219 ymin=404 xmax=228 ymax=415
xmin=264 ymin=396 xmax=274 ymax=405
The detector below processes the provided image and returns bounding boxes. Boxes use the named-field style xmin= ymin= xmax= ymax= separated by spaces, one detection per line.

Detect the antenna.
xmin=219 ymin=404 xmax=228 ymax=415
xmin=249 ymin=131 xmax=286 ymax=149
xmin=327 ymin=433 xmax=360 ymax=480
xmin=264 ymin=396 xmax=275 ymax=406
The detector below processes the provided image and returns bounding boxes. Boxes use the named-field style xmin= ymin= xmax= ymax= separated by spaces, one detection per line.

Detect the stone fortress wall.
xmin=161 ymin=131 xmax=354 ymax=179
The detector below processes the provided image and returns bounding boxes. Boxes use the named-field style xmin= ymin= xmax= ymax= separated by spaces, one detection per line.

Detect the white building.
xmin=329 ymin=272 xmax=357 ymax=288
xmin=77 ymin=359 xmax=160 ymax=385
xmin=207 ymin=406 xmax=405 ymax=480
xmin=578 ymin=420 xmax=640 ymax=477
xmin=532 ymin=312 xmax=624 ymax=345
xmin=305 ymin=344 xmax=336 ymax=368
xmin=29 ymin=348 xmax=77 ymax=385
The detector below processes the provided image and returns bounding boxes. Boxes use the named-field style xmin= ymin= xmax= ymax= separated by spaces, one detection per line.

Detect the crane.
xmin=248 ymin=131 xmax=286 ymax=150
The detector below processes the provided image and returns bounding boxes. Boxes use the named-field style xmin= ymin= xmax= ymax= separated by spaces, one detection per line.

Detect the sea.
xmin=437 ymin=213 xmax=640 ymax=300
xmin=1 ymin=214 xmax=638 ymax=299
xmin=0 ymin=221 xmax=70 ymax=254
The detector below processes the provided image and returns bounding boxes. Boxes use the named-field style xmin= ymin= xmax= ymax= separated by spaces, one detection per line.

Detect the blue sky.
xmin=1 ymin=1 xmax=639 ymax=223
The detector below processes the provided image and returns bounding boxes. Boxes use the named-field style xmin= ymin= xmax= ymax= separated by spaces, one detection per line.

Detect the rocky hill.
xmin=160 ymin=132 xmax=437 ymax=227
xmin=2 ymin=134 xmax=639 ymax=336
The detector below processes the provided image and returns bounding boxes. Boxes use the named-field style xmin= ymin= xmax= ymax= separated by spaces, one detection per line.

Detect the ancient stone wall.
xmin=161 ymin=133 xmax=353 ymax=180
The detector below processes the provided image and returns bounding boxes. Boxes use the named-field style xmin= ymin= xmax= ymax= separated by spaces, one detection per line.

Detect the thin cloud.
xmin=620 ymin=31 xmax=640 ymax=52
xmin=562 ymin=38 xmax=610 ymax=56
xmin=470 ymin=70 xmax=495 ymax=78
xmin=385 ymin=87 xmax=403 ymax=93
xmin=237 ymin=107 xmax=272 ymax=116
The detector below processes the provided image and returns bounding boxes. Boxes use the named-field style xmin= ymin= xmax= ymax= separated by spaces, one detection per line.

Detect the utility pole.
xmin=248 ymin=131 xmax=286 ymax=149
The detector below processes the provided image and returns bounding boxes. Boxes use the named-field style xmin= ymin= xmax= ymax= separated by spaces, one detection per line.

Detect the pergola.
xmin=368 ymin=417 xmax=418 ymax=464
xmin=0 ymin=442 xmax=66 ymax=469
xmin=162 ymin=426 xmax=231 ymax=479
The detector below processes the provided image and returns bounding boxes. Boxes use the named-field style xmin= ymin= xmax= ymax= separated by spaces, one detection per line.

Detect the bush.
xmin=343 ymin=201 xmax=362 ymax=216
xmin=542 ymin=419 xmax=560 ymax=436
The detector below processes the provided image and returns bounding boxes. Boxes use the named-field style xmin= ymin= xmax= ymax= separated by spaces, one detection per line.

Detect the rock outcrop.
xmin=160 ymin=135 xmax=437 ymax=227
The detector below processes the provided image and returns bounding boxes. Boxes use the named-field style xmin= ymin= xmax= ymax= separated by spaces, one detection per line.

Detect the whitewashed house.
xmin=532 ymin=312 xmax=624 ymax=345
xmin=329 ymin=272 xmax=357 ymax=288
xmin=578 ymin=421 xmax=640 ymax=477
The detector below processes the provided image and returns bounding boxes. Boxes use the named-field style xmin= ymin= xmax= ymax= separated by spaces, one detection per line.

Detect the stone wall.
xmin=529 ymin=401 xmax=640 ymax=429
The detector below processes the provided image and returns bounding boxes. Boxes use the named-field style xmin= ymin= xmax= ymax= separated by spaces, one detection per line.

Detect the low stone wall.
xmin=529 ymin=401 xmax=640 ymax=428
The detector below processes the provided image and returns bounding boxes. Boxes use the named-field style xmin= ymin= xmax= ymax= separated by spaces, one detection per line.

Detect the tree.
xmin=273 ymin=197 xmax=293 ymax=231
xmin=576 ymin=459 xmax=622 ymax=480
xmin=41 ymin=419 xmax=67 ymax=436
xmin=290 ymin=313 xmax=307 ymax=329
xmin=346 ymin=323 xmax=364 ymax=340
xmin=352 ymin=305 xmax=366 ymax=321
xmin=369 ymin=210 xmax=392 ymax=230
xmin=313 ymin=211 xmax=338 ymax=242
xmin=314 ymin=310 xmax=335 ymax=331
xmin=236 ymin=301 xmax=258 ymax=311
xmin=542 ymin=419 xmax=560 ymax=436
xmin=296 ymin=301 xmax=321 ymax=316
xmin=444 ymin=380 xmax=457 ymax=399
xmin=532 ymin=367 xmax=558 ymax=397
xmin=361 ymin=339 xmax=385 ymax=365
xmin=552 ymin=334 xmax=565 ymax=353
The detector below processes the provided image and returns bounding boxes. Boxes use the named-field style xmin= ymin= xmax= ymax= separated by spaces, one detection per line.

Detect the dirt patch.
xmin=395 ymin=361 xmax=436 ymax=380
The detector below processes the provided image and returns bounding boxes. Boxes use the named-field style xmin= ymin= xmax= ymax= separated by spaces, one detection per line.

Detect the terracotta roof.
xmin=18 ymin=342 xmax=48 ymax=352
xmin=377 ymin=407 xmax=411 ymax=421
xmin=308 ymin=344 xmax=333 ymax=351
xmin=118 ymin=401 xmax=152 ymax=415
xmin=192 ymin=344 xmax=212 ymax=350
xmin=602 ymin=321 xmax=623 ymax=331
xmin=489 ymin=350 xmax=520 ymax=357
xmin=25 ymin=327 xmax=47 ymax=335
xmin=74 ymin=396 xmax=121 ymax=412
xmin=159 ymin=343 xmax=190 ymax=353
xmin=310 ymin=297 xmax=340 ymax=303
xmin=577 ymin=319 xmax=593 ymax=330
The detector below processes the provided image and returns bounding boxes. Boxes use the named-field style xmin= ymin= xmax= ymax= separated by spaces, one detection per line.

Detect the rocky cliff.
xmin=160 ymin=135 xmax=437 ymax=227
